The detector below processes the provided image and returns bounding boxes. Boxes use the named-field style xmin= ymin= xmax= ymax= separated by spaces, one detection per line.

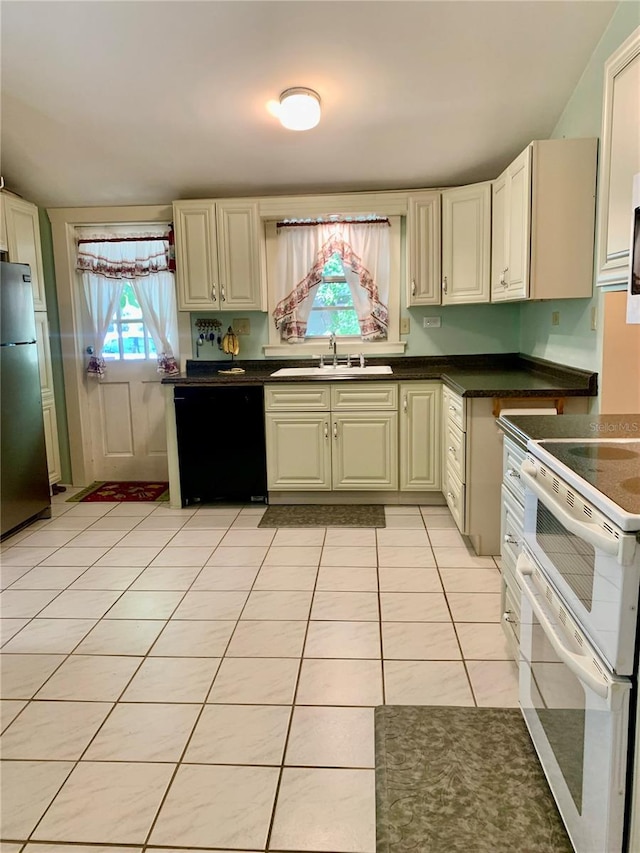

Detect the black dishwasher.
xmin=174 ymin=385 xmax=267 ymax=506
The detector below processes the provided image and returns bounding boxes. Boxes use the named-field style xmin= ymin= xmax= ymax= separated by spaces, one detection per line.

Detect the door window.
xmin=102 ymin=282 xmax=157 ymax=361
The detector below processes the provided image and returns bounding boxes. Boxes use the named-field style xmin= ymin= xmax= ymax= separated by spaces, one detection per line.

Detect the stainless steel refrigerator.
xmin=1 ymin=261 xmax=51 ymax=537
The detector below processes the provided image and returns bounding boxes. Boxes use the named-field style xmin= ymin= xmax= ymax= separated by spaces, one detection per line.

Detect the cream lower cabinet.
xmin=173 ymin=198 xmax=265 ymax=311
xmin=265 ymin=383 xmax=398 ymax=492
xmin=399 ymin=382 xmax=441 ymax=490
xmin=265 ymin=412 xmax=331 ymax=490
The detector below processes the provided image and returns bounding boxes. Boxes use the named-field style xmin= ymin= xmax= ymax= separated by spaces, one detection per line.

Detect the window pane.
xmin=102 ymin=323 xmax=121 ymax=361
xmin=121 ymin=322 xmax=148 ymax=359
xmin=120 ymin=282 xmax=143 ymax=320
xmin=323 ymin=252 xmax=345 ymax=276
xmin=307 ymin=308 xmax=360 ymax=337
xmin=314 ymin=281 xmax=353 ymax=307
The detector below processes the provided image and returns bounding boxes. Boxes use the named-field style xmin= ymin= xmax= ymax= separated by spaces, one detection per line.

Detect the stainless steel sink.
xmin=270 ymin=365 xmax=393 ymax=378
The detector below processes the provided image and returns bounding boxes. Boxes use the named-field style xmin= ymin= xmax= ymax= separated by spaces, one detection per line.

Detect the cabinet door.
xmin=265 ymin=412 xmax=331 ymax=490
xmin=173 ymin=201 xmax=219 ymax=310
xmin=0 ymin=194 xmax=8 ymax=253
xmin=399 ymin=383 xmax=441 ymax=491
xmin=34 ymin=313 xmax=54 ymax=397
xmin=407 ymin=192 xmax=441 ymax=305
xmin=442 ymin=183 xmax=491 ymax=305
xmin=332 ymin=412 xmax=398 ymax=490
xmin=505 ymin=145 xmax=532 ymax=300
xmin=491 ymin=171 xmax=509 ymax=300
xmin=216 ymin=200 xmax=265 ymax=310
xmin=42 ymin=396 xmax=62 ymax=484
xmin=3 ymin=194 xmax=46 ymax=311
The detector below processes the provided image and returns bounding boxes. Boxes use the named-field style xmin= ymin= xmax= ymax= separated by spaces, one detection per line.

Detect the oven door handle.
xmin=517 ymin=555 xmax=610 ymax=699
xmin=520 ymin=461 xmax=619 ymax=557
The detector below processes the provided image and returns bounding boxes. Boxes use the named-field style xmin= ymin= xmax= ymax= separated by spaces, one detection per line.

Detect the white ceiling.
xmin=1 ymin=0 xmax=617 ymax=209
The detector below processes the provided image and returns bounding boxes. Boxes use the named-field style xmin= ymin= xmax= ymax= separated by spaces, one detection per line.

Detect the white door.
xmin=85 ymin=281 xmax=169 ymax=481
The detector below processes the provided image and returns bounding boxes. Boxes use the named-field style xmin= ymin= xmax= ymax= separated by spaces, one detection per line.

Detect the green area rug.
xmin=258 ymin=504 xmax=386 ymax=527
xmin=375 ymin=706 xmax=573 ymax=853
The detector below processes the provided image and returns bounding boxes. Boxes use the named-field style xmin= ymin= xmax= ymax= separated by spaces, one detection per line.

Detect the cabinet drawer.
xmin=443 ymin=466 xmax=465 ymax=533
xmin=265 ymin=384 xmax=331 ymax=412
xmin=444 ymin=420 xmax=465 ymax=484
xmin=501 ymin=485 xmax=524 ymax=568
xmin=503 ymin=437 xmax=527 ymax=503
xmin=331 ymin=383 xmax=398 ymax=411
xmin=443 ymin=386 xmax=465 ymax=431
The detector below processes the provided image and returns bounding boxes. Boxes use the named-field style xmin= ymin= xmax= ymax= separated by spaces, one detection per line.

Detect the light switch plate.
xmin=423 ymin=317 xmax=442 ymax=328
xmin=551 ymin=311 xmax=560 ymax=326
xmin=233 ymin=318 xmax=251 ymax=335
xmin=400 ymin=317 xmax=410 ymax=334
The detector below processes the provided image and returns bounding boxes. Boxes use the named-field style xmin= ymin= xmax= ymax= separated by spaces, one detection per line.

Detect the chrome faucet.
xmin=328 ymin=333 xmax=338 ymax=367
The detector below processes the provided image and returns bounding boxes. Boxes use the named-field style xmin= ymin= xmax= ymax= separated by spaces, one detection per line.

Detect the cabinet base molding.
xmin=268 ymin=491 xmax=446 ymax=506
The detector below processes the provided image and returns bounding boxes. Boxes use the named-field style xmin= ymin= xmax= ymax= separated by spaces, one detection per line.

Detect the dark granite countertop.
xmin=164 ymin=353 xmax=597 ymax=400
xmin=499 ymin=413 xmax=640 ymax=447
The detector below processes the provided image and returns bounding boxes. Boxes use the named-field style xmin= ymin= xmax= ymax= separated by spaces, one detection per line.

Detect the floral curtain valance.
xmin=272 ymin=220 xmax=390 ymax=343
xmin=76 ymin=238 xmax=172 ymax=280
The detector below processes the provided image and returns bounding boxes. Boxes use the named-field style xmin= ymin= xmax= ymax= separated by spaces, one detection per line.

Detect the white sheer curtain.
xmin=272 ymin=219 xmax=390 ymax=343
xmin=82 ymin=273 xmax=123 ymax=379
xmin=77 ymin=236 xmax=179 ymax=377
xmin=133 ymin=272 xmax=179 ymax=375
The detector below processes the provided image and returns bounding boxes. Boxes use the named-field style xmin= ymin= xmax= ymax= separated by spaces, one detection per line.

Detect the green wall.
xmin=38 ymin=208 xmax=72 ymax=483
xmin=519 ymin=2 xmax=639 ymax=373
xmin=189 ymin=301 xmax=522 ymax=361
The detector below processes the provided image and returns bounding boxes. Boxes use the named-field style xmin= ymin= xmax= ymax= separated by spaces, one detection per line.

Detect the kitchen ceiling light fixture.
xmin=278 ymin=87 xmax=321 ymax=131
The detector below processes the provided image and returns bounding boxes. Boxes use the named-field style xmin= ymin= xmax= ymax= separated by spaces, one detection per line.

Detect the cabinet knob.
xmin=411 ymin=279 xmax=416 ymax=297
xmin=504 ymin=533 xmax=520 ymax=546
xmin=443 ymin=276 xmax=448 ymax=294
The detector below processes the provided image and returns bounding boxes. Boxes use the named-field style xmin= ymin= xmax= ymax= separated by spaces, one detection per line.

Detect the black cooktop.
xmin=537 ymin=440 xmax=640 ymax=517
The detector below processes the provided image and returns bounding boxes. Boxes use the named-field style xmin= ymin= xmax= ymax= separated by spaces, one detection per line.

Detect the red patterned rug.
xmin=68 ymin=481 xmax=170 ymax=502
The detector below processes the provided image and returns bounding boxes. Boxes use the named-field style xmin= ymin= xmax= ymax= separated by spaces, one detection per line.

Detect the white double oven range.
xmin=516 ymin=420 xmax=640 ymax=853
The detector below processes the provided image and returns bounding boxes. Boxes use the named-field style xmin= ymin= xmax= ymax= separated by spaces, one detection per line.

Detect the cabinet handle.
xmin=449 ymin=405 xmax=456 ymax=413
xmin=411 ymin=279 xmax=416 ymax=297
xmin=324 ymin=423 xmax=329 ymax=440
xmin=448 ymin=446 xmax=456 ymax=458
xmin=502 ymin=268 xmax=509 ymax=287
xmin=403 ymin=397 xmax=408 ymax=413
xmin=446 ymin=491 xmax=456 ymax=506
xmin=503 ymin=610 xmax=516 ymax=624
xmin=333 ymin=422 xmax=338 ymax=440
xmin=211 ymin=284 xmax=217 ymax=302
xmin=506 ymin=467 xmax=520 ymax=480
xmin=443 ymin=276 xmax=448 ymax=294
xmin=220 ymin=286 xmax=226 ymax=302
xmin=504 ymin=533 xmax=520 ymax=546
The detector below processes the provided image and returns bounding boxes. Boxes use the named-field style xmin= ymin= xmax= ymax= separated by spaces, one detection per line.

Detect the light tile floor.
xmin=0 ymin=491 xmax=518 ymax=853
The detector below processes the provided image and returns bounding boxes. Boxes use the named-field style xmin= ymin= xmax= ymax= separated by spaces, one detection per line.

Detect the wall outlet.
xmin=551 ymin=311 xmax=560 ymax=326
xmin=423 ymin=317 xmax=442 ymax=328
xmin=590 ymin=306 xmax=597 ymax=331
xmin=232 ymin=318 xmax=251 ymax=335
xmin=400 ymin=317 xmax=410 ymax=334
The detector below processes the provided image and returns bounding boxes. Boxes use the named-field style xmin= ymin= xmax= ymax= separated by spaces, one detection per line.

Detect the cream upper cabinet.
xmin=407 ymin=191 xmax=441 ymax=305
xmin=441 ymin=183 xmax=491 ymax=305
xmin=596 ymin=27 xmax=640 ymax=286
xmin=3 ymin=192 xmax=47 ymax=311
xmin=491 ymin=138 xmax=597 ymax=302
xmin=173 ymin=199 xmax=265 ymax=311
xmin=399 ymin=382 xmax=441 ymax=490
